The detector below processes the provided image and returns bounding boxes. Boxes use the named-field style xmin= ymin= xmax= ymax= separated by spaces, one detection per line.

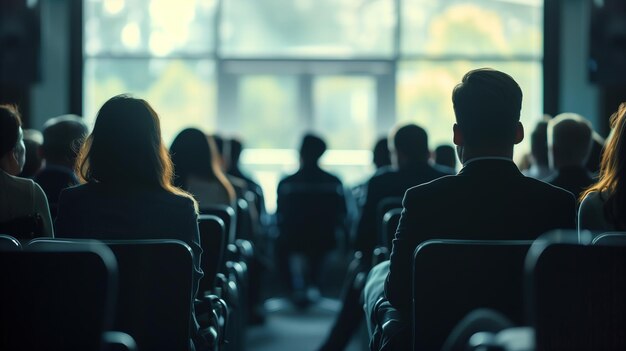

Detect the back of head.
xmin=434 ymin=145 xmax=456 ymax=169
xmin=170 ymin=128 xmax=215 ymax=188
xmin=390 ymin=124 xmax=429 ymax=164
xmin=300 ymin=134 xmax=326 ymax=166
xmin=530 ymin=117 xmax=550 ymax=167
xmin=20 ymin=129 xmax=44 ymax=177
xmin=548 ymin=113 xmax=593 ymax=169
xmin=77 ymin=94 xmax=169 ymax=189
xmin=373 ymin=137 xmax=391 ymax=169
xmin=42 ymin=114 xmax=88 ymax=166
xmin=0 ymin=105 xmax=22 ymax=161
xmin=452 ymin=68 xmax=523 ymax=148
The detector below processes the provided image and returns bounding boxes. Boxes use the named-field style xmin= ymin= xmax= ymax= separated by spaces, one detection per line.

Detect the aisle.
xmin=246 ymin=297 xmax=367 ymax=351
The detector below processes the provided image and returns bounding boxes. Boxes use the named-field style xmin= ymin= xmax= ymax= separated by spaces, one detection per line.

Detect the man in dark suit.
xmin=544 ymin=113 xmax=595 ymax=200
xmin=276 ymin=134 xmax=346 ymax=304
xmin=364 ymin=68 xmax=576 ymax=341
xmin=355 ymin=124 xmax=451 ymax=257
xmin=318 ymin=125 xmax=451 ymax=351
xmin=34 ymin=115 xmax=87 ymax=216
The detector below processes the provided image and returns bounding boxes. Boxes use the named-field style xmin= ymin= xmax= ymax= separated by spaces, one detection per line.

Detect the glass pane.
xmin=84 ymin=0 xmax=217 ymax=56
xmin=83 ymin=58 xmax=216 ymax=145
xmin=313 ymin=76 xmax=377 ymax=150
xmin=221 ymin=0 xmax=395 ymax=57
xmin=396 ymin=61 xmax=542 ymax=161
xmin=237 ymin=75 xmax=301 ymax=149
xmin=401 ymin=0 xmax=543 ymax=57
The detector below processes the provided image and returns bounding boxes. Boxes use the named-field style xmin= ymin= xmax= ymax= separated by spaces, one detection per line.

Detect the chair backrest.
xmin=382 ymin=208 xmax=402 ymax=250
xmin=236 ymin=197 xmax=254 ymax=240
xmin=32 ymin=238 xmax=195 ymax=351
xmin=527 ymin=242 xmax=626 ymax=350
xmin=375 ymin=196 xmax=403 ymax=243
xmin=412 ymin=240 xmax=533 ymax=351
xmin=592 ymin=232 xmax=626 ymax=245
xmin=1 ymin=241 xmax=116 ymax=351
xmin=201 ymin=205 xmax=237 ymax=244
xmin=198 ymin=214 xmax=226 ymax=294
xmin=0 ymin=213 xmax=44 ymax=242
xmin=0 ymin=234 xmax=21 ymax=250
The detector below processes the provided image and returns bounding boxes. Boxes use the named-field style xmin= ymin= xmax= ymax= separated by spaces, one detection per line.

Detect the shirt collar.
xmin=463 ymin=156 xmax=515 ymax=167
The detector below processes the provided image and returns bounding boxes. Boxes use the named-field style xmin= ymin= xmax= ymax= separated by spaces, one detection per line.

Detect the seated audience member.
xmin=276 ymin=134 xmax=347 ymax=304
xmin=0 ymin=105 xmax=53 ymax=238
xmin=352 ymin=137 xmax=393 ymax=209
xmin=318 ymin=126 xmax=450 ymax=351
xmin=227 ymin=137 xmax=267 ymax=223
xmin=579 ymin=103 xmax=626 ymax=232
xmin=170 ymin=128 xmax=236 ymax=209
xmin=365 ymin=68 xmax=576 ymax=345
xmin=355 ymin=124 xmax=451 ymax=257
xmin=19 ymin=129 xmax=43 ymax=177
xmin=213 ymin=134 xmax=249 ymax=198
xmin=54 ymin=95 xmax=205 ymax=349
xmin=522 ymin=116 xmax=553 ymax=180
xmin=33 ymin=114 xmax=88 ymax=212
xmin=433 ymin=144 xmax=457 ymax=172
xmin=544 ymin=113 xmax=595 ymax=199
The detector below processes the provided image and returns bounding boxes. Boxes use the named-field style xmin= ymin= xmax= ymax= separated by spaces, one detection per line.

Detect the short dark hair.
xmin=530 ymin=119 xmax=549 ymax=167
xmin=391 ymin=124 xmax=429 ymax=162
xmin=0 ymin=105 xmax=22 ymax=158
xmin=373 ymin=137 xmax=391 ymax=169
xmin=42 ymin=114 xmax=88 ymax=162
xmin=300 ymin=134 xmax=326 ymax=164
xmin=452 ymin=68 xmax=522 ymax=148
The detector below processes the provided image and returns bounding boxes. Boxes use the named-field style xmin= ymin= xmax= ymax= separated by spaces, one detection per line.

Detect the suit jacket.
xmin=355 ymin=163 xmax=451 ymax=255
xmin=34 ymin=165 xmax=80 ymax=214
xmin=276 ymin=164 xmax=346 ymax=253
xmin=544 ymin=166 xmax=595 ymax=201
xmin=385 ymin=159 xmax=576 ymax=318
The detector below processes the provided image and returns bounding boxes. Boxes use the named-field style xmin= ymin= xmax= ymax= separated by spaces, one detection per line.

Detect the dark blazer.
xmin=385 ymin=159 xmax=576 ymax=318
xmin=545 ymin=166 xmax=595 ymax=201
xmin=55 ymin=183 xmax=203 ymax=299
xmin=34 ymin=165 xmax=80 ymax=212
xmin=354 ymin=163 xmax=451 ymax=255
xmin=276 ymin=165 xmax=346 ymax=253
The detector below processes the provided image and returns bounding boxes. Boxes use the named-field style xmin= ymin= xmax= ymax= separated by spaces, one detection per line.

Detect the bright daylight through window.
xmin=84 ymin=0 xmax=544 ymax=212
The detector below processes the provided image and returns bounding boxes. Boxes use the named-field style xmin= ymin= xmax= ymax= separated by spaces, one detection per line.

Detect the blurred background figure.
xmin=522 ymin=116 xmax=553 ymax=180
xmin=545 ymin=113 xmax=595 ymax=200
xmin=170 ymin=128 xmax=236 ymax=209
xmin=276 ymin=133 xmax=347 ymax=307
xmin=433 ymin=144 xmax=457 ymax=173
xmin=33 ymin=114 xmax=88 ymax=215
xmin=352 ymin=137 xmax=392 ymax=210
xmin=18 ymin=129 xmax=43 ymax=178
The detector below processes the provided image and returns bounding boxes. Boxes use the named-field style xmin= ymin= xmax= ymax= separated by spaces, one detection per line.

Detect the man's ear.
xmin=453 ymin=123 xmax=464 ymax=146
xmin=514 ymin=122 xmax=524 ymax=145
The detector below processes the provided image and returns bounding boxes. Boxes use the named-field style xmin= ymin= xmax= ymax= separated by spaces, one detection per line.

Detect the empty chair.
xmin=0 ymin=234 xmax=21 ymax=250
xmin=527 ymin=241 xmax=626 ymax=350
xmin=1 ymin=240 xmax=117 ymax=351
xmin=198 ymin=214 xmax=226 ymax=294
xmin=412 ymin=240 xmax=532 ymax=351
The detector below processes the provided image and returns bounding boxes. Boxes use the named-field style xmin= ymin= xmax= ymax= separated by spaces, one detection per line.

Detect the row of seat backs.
xmin=411 ymin=232 xmax=626 ymax=351
xmin=0 ymin=238 xmax=193 ymax=351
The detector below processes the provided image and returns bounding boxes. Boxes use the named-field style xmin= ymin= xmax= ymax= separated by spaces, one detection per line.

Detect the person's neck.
xmin=459 ymin=146 xmax=514 ymax=165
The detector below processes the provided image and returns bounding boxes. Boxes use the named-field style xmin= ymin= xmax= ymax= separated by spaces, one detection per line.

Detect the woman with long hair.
xmin=54 ymin=94 xmax=204 ymax=348
xmin=579 ymin=103 xmax=626 ymax=231
xmin=170 ymin=128 xmax=236 ymax=209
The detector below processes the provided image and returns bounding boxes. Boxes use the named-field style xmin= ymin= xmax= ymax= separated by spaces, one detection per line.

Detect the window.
xmin=84 ymin=0 xmax=544 ymax=211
